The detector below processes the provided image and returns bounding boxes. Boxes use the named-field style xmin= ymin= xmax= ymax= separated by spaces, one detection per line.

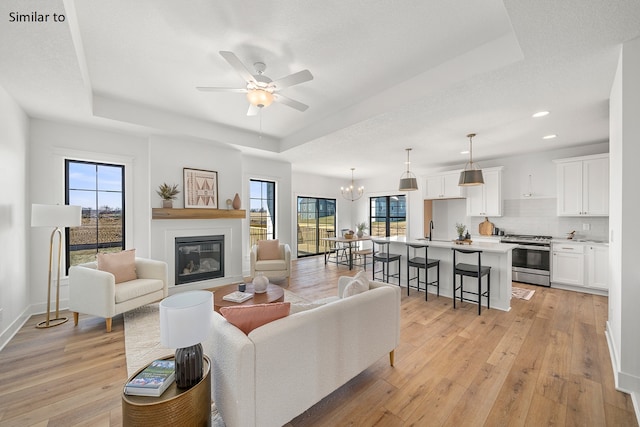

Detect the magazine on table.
xmin=223 ymin=291 xmax=253 ymax=303
xmin=124 ymin=359 xmax=175 ymax=397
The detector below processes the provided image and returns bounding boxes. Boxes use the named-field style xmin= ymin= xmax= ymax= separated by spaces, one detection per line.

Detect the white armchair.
xmin=250 ymin=241 xmax=291 ymax=287
xmin=68 ymin=257 xmax=168 ymax=332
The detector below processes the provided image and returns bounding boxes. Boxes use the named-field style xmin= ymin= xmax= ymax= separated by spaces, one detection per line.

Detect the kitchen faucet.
xmin=427 ymin=220 xmax=434 ymax=241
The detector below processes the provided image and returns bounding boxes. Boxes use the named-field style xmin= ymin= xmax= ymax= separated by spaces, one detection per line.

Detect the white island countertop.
xmin=373 ymin=236 xmax=518 ymax=253
xmin=367 ymin=236 xmax=517 ymax=311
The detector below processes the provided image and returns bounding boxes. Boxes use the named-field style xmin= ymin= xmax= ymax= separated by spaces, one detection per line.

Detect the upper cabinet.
xmin=425 ymin=171 xmax=464 ymax=199
xmin=555 ymin=154 xmax=609 ymax=216
xmin=465 ymin=167 xmax=503 ymax=217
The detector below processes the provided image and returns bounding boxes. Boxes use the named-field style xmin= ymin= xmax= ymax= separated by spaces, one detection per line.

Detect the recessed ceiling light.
xmin=460 ymin=150 xmax=469 ymax=154
xmin=543 ymin=134 xmax=557 ymax=139
xmin=532 ymin=111 xmax=549 ymax=118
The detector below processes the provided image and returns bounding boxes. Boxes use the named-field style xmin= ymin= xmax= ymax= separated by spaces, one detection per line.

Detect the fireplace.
xmin=175 ymin=235 xmax=224 ymax=285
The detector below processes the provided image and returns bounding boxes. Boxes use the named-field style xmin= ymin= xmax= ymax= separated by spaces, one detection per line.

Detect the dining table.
xmin=321 ymin=236 xmax=372 ymax=270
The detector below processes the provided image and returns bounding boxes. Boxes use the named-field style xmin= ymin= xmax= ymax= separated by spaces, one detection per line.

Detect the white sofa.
xmin=206 ymin=276 xmax=401 ymax=427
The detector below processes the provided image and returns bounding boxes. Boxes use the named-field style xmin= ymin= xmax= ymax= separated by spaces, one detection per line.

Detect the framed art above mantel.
xmin=184 ymin=168 xmax=218 ymax=209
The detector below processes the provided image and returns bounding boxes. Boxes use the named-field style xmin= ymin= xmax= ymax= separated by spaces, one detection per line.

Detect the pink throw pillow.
xmin=257 ymin=239 xmax=280 ymax=261
xmin=97 ymin=249 xmax=137 ymax=284
xmin=220 ymin=302 xmax=291 ymax=334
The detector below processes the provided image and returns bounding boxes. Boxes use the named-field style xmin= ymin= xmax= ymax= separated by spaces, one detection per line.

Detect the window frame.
xmin=249 ymin=179 xmax=277 ymax=247
xmin=65 ymin=159 xmax=126 ymax=271
xmin=369 ymin=195 xmax=407 ymax=237
xmin=296 ymin=196 xmax=337 ymax=257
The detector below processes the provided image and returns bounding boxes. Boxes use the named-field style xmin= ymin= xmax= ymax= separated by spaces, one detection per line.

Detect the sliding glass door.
xmin=297 ymin=197 xmax=336 ymax=257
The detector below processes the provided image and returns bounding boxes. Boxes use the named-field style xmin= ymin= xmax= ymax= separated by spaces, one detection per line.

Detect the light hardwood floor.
xmin=0 ymin=256 xmax=637 ymax=426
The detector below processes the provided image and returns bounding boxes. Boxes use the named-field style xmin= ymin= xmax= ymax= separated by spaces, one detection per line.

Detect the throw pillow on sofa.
xmin=97 ymin=248 xmax=137 ymax=284
xmin=220 ymin=302 xmax=291 ymax=334
xmin=342 ymin=271 xmax=369 ymax=298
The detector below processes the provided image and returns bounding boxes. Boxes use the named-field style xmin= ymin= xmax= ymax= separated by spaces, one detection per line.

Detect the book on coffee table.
xmin=124 ymin=359 xmax=175 ymax=397
xmin=223 ymin=291 xmax=253 ymax=303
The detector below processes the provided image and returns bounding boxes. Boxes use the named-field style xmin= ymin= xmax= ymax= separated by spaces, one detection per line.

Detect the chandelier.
xmin=458 ymin=133 xmax=484 ymax=186
xmin=341 ymin=168 xmax=364 ymax=201
xmin=398 ymin=148 xmax=418 ymax=191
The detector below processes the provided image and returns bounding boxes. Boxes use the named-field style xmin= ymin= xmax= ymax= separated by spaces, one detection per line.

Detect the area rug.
xmin=512 ymin=286 xmax=535 ymax=300
xmin=123 ymin=288 xmax=308 ymax=427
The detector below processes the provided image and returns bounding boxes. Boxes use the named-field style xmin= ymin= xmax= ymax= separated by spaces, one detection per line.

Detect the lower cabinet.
xmin=551 ymin=243 xmax=584 ymax=286
xmin=586 ymin=245 xmax=608 ymax=290
xmin=551 ymin=242 xmax=608 ymax=292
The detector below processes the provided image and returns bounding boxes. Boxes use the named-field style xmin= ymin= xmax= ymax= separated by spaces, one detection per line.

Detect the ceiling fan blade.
xmin=273 ymin=93 xmax=309 ymax=112
xmin=271 ymin=70 xmax=314 ymax=90
xmin=196 ymin=86 xmax=247 ymax=93
xmin=219 ymin=51 xmax=257 ymax=84
xmin=247 ymin=104 xmax=260 ymax=116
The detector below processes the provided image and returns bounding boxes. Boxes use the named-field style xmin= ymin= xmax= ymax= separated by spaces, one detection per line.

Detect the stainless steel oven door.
xmin=512 ymin=244 xmax=550 ymax=271
xmin=512 ymin=244 xmax=551 ymax=286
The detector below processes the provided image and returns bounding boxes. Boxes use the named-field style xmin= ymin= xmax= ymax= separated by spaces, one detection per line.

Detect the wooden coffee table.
xmin=213 ymin=283 xmax=284 ymax=312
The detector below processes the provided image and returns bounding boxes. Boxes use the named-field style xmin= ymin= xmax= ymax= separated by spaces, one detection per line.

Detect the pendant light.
xmin=458 ymin=133 xmax=484 ymax=186
xmin=341 ymin=168 xmax=364 ymax=201
xmin=398 ymin=148 xmax=418 ymax=191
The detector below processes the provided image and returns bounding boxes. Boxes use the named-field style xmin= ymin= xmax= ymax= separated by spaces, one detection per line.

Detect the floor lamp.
xmin=31 ymin=204 xmax=82 ymax=329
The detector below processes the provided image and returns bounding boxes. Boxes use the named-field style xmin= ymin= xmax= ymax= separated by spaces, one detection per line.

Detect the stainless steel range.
xmin=501 ymin=234 xmax=552 ymax=287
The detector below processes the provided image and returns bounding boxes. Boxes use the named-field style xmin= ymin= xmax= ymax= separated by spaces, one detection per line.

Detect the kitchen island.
xmin=371 ymin=236 xmax=517 ymax=311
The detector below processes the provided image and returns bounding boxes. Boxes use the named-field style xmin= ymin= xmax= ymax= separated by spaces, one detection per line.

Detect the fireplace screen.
xmin=175 ymin=235 xmax=224 ymax=285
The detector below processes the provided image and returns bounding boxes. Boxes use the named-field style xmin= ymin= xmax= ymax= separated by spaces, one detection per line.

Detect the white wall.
xmin=0 ymin=86 xmax=30 ymax=350
xmin=608 ymin=36 xmax=640 ymax=410
xmin=245 ymin=155 xmax=292 ymax=266
xmin=149 ymin=135 xmax=246 ymax=290
xmin=29 ymin=119 xmax=150 ymax=313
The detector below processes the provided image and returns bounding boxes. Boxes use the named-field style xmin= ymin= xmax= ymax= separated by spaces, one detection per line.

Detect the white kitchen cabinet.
xmin=425 ymin=171 xmax=464 ymax=199
xmin=555 ymin=154 xmax=609 ymax=216
xmin=551 ymin=243 xmax=584 ymax=286
xmin=465 ymin=167 xmax=503 ymax=216
xmin=586 ymin=245 xmax=608 ymax=290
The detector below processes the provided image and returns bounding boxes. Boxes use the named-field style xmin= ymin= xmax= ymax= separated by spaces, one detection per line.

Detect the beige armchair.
xmin=68 ymin=257 xmax=168 ymax=332
xmin=250 ymin=241 xmax=291 ymax=287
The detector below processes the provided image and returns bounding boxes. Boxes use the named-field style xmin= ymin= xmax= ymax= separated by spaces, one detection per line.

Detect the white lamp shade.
xmin=160 ymin=290 xmax=213 ymax=349
xmin=31 ymin=204 xmax=82 ymax=227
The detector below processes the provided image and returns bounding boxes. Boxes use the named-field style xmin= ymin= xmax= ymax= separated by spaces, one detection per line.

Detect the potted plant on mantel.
xmin=157 ymin=183 xmax=180 ymax=208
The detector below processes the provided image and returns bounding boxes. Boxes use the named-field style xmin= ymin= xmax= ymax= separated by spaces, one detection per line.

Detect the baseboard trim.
xmin=605 ymin=321 xmax=640 ymax=421
xmin=0 ymin=306 xmax=32 ymax=352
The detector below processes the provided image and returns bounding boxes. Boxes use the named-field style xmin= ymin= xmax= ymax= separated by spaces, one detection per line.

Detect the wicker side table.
xmin=122 ymin=355 xmax=211 ymax=427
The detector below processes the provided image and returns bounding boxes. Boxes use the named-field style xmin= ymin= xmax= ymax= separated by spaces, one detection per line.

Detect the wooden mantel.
xmin=152 ymin=208 xmax=246 ymax=220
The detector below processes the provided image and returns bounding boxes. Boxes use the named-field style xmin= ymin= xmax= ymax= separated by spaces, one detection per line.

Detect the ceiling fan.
xmin=197 ymin=51 xmax=314 ymax=116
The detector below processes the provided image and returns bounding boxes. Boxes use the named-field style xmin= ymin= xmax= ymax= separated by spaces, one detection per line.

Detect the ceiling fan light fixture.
xmin=246 ymin=89 xmax=274 ymax=108
xmin=459 ymin=133 xmax=484 ymax=186
xmin=399 ymin=148 xmax=419 ymax=191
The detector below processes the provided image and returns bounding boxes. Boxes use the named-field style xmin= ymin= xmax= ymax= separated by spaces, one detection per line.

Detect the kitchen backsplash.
xmin=470 ymin=198 xmax=609 ymax=241
xmin=430 ymin=197 xmax=609 ymax=241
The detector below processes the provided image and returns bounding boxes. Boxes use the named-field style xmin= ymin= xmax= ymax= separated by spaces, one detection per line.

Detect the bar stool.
xmin=372 ymin=240 xmax=401 ymax=284
xmin=452 ymin=248 xmax=491 ymax=315
xmin=406 ymin=244 xmax=440 ymax=300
